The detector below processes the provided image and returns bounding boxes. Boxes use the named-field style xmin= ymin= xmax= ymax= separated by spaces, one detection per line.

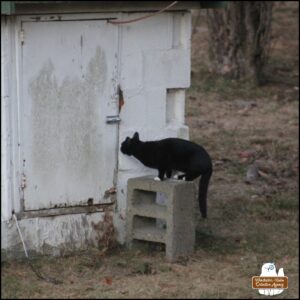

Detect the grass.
xmin=192 ymin=70 xmax=271 ymax=100
xmin=2 ymin=2 xmax=299 ymax=299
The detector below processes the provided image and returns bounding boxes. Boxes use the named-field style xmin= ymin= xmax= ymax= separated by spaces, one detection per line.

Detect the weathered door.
xmin=20 ymin=17 xmax=119 ymax=210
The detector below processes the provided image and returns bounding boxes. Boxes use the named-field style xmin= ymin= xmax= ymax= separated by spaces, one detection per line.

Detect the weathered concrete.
xmin=127 ymin=176 xmax=196 ymax=261
xmin=1 ymin=210 xmax=114 ymax=261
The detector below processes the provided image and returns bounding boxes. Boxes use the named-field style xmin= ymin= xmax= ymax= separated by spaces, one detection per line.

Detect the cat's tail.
xmin=198 ymin=167 xmax=213 ymax=218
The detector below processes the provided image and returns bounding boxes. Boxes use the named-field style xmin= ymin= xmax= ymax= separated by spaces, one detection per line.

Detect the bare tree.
xmin=206 ymin=1 xmax=274 ymax=85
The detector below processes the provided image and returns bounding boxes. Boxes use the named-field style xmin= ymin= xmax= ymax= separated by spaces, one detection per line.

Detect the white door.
xmin=20 ymin=18 xmax=119 ymax=210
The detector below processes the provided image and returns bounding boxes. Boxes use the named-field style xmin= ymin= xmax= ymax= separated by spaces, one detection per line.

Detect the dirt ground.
xmin=2 ymin=2 xmax=299 ymax=299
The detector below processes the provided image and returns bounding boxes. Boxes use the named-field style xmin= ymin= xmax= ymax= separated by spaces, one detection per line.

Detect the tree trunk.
xmin=206 ymin=1 xmax=274 ymax=85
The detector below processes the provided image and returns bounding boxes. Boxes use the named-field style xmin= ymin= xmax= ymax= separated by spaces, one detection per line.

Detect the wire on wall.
xmin=108 ymin=1 xmax=179 ymax=25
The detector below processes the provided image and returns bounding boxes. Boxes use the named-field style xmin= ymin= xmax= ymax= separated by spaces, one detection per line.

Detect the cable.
xmin=108 ymin=1 xmax=178 ymax=25
xmin=13 ymin=213 xmax=63 ymax=285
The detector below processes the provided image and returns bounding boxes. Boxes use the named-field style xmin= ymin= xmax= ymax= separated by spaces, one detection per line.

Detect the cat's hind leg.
xmin=174 ymin=173 xmax=200 ymax=181
xmin=174 ymin=173 xmax=187 ymax=180
xmin=166 ymin=169 xmax=172 ymax=179
xmin=185 ymin=172 xmax=201 ymax=181
xmin=156 ymin=168 xmax=166 ymax=181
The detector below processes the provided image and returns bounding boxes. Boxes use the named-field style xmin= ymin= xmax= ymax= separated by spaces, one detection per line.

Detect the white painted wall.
xmin=1 ymin=11 xmax=191 ymax=255
xmin=1 ymin=16 xmax=22 ymax=222
xmin=115 ymin=12 xmax=191 ymax=242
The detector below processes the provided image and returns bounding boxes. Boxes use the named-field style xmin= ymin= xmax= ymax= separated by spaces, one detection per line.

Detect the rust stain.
xmin=104 ymin=187 xmax=116 ymax=199
xmin=91 ymin=210 xmax=115 ymax=254
xmin=118 ymin=86 xmax=124 ymax=113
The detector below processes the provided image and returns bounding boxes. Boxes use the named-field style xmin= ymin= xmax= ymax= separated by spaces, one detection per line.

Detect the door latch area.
xmin=106 ymin=115 xmax=121 ymax=124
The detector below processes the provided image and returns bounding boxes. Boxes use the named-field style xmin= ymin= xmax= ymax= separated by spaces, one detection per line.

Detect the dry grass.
xmin=2 ymin=2 xmax=299 ymax=299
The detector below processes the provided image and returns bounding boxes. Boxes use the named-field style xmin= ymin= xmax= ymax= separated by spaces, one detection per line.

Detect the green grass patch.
xmin=191 ymin=63 xmax=277 ymax=101
xmin=269 ymin=193 xmax=299 ymax=211
xmin=195 ymin=228 xmax=240 ymax=254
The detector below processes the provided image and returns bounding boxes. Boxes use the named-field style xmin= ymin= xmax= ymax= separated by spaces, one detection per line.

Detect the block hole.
xmin=133 ymin=215 xmax=167 ymax=234
xmin=132 ymin=190 xmax=167 ymax=206
xmin=166 ymin=89 xmax=185 ymax=125
xmin=133 ymin=215 xmax=157 ymax=228
xmin=132 ymin=190 xmax=167 ymax=229
xmin=131 ymin=239 xmax=166 ymax=252
xmin=132 ymin=190 xmax=156 ymax=205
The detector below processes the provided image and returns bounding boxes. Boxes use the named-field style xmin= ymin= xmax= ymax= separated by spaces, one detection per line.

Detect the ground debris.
xmin=133 ymin=261 xmax=155 ymax=275
xmin=245 ymin=164 xmax=259 ymax=184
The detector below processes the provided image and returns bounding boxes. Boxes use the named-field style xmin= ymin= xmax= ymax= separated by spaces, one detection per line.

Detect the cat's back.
xmin=158 ymin=138 xmax=209 ymax=157
xmin=162 ymin=138 xmax=212 ymax=171
xmin=143 ymin=137 xmax=210 ymax=159
xmin=160 ymin=138 xmax=203 ymax=150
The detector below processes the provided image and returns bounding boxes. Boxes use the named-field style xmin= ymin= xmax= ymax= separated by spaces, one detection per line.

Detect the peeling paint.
xmin=91 ymin=210 xmax=115 ymax=250
xmin=118 ymin=85 xmax=125 ymax=113
xmin=1 ymin=210 xmax=117 ymax=260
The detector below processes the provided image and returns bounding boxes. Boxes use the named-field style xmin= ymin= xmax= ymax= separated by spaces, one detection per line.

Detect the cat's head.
xmin=120 ymin=132 xmax=140 ymax=156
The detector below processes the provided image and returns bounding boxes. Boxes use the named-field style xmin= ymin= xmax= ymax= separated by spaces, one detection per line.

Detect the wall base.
xmin=1 ymin=208 xmax=117 ymax=261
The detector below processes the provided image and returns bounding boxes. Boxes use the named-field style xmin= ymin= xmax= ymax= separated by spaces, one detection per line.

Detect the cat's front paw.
xmin=173 ymin=174 xmax=186 ymax=181
xmin=154 ymin=176 xmax=161 ymax=181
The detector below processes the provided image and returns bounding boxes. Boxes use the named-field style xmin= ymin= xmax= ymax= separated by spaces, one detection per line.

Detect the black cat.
xmin=120 ymin=132 xmax=212 ymax=218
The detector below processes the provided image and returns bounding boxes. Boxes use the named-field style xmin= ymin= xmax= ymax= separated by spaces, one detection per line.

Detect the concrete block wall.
xmin=116 ymin=12 xmax=192 ymax=243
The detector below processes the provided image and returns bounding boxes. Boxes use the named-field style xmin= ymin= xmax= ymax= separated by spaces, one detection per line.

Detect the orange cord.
xmin=108 ymin=1 xmax=178 ymax=25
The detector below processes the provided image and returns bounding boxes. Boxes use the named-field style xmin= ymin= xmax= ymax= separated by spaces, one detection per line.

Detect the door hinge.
xmin=20 ymin=30 xmax=25 ymax=45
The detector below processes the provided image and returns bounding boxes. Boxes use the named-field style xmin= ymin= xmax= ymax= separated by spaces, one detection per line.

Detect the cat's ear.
xmin=133 ymin=132 xmax=139 ymax=141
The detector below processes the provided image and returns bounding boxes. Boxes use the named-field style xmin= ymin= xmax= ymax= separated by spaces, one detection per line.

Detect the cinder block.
xmin=120 ymin=86 xmax=168 ymax=133
xmin=120 ymin=52 xmax=143 ymax=90
xmin=145 ymin=88 xmax=167 ymax=130
xmin=126 ymin=176 xmax=196 ymax=261
xmin=143 ymin=49 xmax=191 ymax=89
xmin=172 ymin=12 xmax=191 ymax=50
xmin=121 ymin=13 xmax=173 ymax=54
xmin=166 ymin=124 xmax=189 ymax=140
xmin=120 ymin=88 xmax=146 ymax=128
xmin=166 ymin=89 xmax=185 ymax=125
